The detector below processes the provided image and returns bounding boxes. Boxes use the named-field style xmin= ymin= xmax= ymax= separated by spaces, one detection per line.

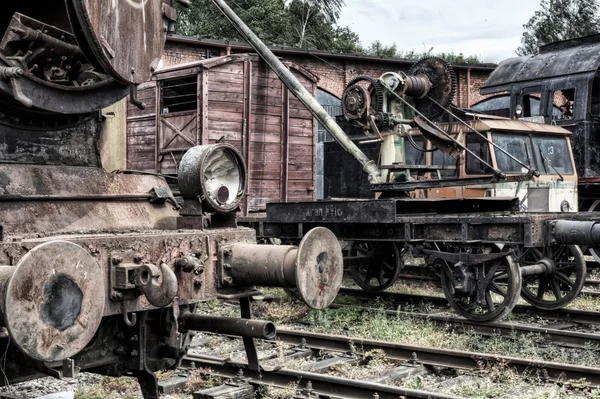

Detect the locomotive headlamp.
xmin=178 ymin=144 xmax=247 ymax=213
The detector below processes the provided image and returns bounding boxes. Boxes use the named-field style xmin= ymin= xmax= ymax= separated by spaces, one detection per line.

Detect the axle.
xmin=520 ymin=259 xmax=555 ymax=277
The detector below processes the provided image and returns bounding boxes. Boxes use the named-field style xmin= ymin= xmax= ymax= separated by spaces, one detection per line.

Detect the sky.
xmin=337 ymin=0 xmax=542 ymax=63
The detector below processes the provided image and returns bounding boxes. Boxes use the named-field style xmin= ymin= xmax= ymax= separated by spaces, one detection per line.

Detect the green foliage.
xmin=330 ymin=26 xmax=364 ymax=54
xmin=287 ymin=0 xmax=345 ymax=48
xmin=368 ymin=43 xmax=482 ymax=65
xmin=517 ymin=0 xmax=600 ymax=56
xmin=366 ymin=41 xmax=398 ymax=57
xmin=176 ymin=0 xmax=290 ymax=45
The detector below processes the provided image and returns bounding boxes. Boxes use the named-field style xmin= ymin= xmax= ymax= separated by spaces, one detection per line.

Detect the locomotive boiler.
xmin=0 ymin=2 xmax=343 ymax=398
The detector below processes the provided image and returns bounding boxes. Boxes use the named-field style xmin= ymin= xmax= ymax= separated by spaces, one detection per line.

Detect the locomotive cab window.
xmin=521 ymin=92 xmax=542 ymax=117
xmin=161 ymin=76 xmax=198 ymax=114
xmin=552 ymin=88 xmax=576 ymax=121
xmin=465 ymin=134 xmax=492 ymax=175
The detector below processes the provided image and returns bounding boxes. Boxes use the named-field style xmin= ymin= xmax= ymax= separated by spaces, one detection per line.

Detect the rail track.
xmin=393 ymin=266 xmax=600 ymax=295
xmin=340 ymin=287 xmax=600 ymax=351
xmin=182 ymin=326 xmax=600 ymax=399
xmin=338 ymin=287 xmax=600 ymax=325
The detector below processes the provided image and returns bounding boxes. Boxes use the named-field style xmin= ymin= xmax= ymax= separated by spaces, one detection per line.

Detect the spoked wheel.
xmin=347 ymin=241 xmax=403 ymax=293
xmin=518 ymin=245 xmax=586 ymax=310
xmin=439 ymin=255 xmax=522 ymax=322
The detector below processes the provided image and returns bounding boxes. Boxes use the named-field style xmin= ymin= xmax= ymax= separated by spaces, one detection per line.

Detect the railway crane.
xmin=210 ymin=0 xmax=600 ymax=322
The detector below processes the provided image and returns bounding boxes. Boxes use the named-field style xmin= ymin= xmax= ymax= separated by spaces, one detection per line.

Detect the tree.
xmin=366 ymin=41 xmax=398 ymax=57
xmin=517 ymin=0 xmax=600 ymax=56
xmin=330 ymin=26 xmax=364 ymax=54
xmin=287 ymin=0 xmax=345 ymax=48
xmin=175 ymin=0 xmax=290 ymax=45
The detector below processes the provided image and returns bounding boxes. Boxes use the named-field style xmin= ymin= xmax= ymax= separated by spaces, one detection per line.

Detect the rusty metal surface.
xmin=67 ymin=0 xmax=166 ymax=85
xmin=0 ymin=228 xmax=257 ymax=318
xmin=482 ymin=34 xmax=600 ymax=92
xmin=295 ymin=227 xmax=343 ymax=309
xmin=178 ymin=144 xmax=247 ymax=213
xmin=2 ymin=241 xmax=105 ymax=362
xmin=0 ymin=165 xmax=179 ymax=236
xmin=221 ymin=227 xmax=342 ymax=309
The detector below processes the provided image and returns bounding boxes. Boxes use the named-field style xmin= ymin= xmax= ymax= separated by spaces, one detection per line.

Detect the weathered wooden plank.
xmin=289 ymin=126 xmax=314 ymax=137
xmin=208 ymin=91 xmax=245 ymax=104
xmin=251 ymin=104 xmax=282 ymax=117
xmin=212 ymin=64 xmax=245 ymax=75
xmin=207 ymin=109 xmax=244 ymax=122
xmin=207 ymin=120 xmax=243 ymax=131
xmin=251 ymin=113 xmax=282 ymax=126
xmin=250 ymin=124 xmax=281 ymax=136
xmin=249 ymin=160 xmax=282 ymax=171
xmin=249 ymin=180 xmax=281 ymax=189
xmin=210 ymin=71 xmax=245 ymax=84
xmin=127 ymin=135 xmax=155 ymax=145
xmin=249 ymin=152 xmax=281 ymax=162
xmin=288 ymin=107 xmax=314 ymax=120
xmin=209 ymin=84 xmax=244 ymax=94
xmin=206 ymin=130 xmax=243 ymax=142
xmin=249 ymin=142 xmax=280 ymax=153
xmin=250 ymin=170 xmax=282 ymax=180
xmin=288 ymin=171 xmax=314 ymax=180
xmin=288 ymin=118 xmax=313 ymax=129
xmin=254 ymin=94 xmax=285 ymax=107
xmin=288 ymin=135 xmax=313 ymax=145
xmin=252 ymin=85 xmax=283 ymax=97
xmin=209 ymin=100 xmax=245 ymax=114
xmin=249 ymin=131 xmax=281 ymax=143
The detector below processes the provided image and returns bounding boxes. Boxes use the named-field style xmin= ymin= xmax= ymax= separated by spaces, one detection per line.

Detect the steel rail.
xmin=394 ymin=272 xmax=600 ymax=291
xmin=275 ymin=328 xmax=600 ymax=386
xmin=338 ymin=288 xmax=600 ymax=325
xmin=330 ymin=303 xmax=600 ymax=349
xmin=182 ymin=354 xmax=464 ymax=399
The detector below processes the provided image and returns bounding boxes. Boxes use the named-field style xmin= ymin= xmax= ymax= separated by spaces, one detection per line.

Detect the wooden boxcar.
xmin=125 ymin=54 xmax=318 ymax=214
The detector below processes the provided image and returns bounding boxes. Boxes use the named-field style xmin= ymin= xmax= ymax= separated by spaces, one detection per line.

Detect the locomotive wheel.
xmin=348 ymin=241 xmax=402 ymax=293
xmin=518 ymin=245 xmax=586 ymax=310
xmin=440 ymin=255 xmax=522 ymax=322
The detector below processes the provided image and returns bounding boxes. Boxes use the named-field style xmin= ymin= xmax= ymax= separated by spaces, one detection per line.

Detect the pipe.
xmin=179 ymin=312 xmax=277 ymax=340
xmin=551 ymin=220 xmax=600 ymax=246
xmin=209 ymin=0 xmax=383 ymax=184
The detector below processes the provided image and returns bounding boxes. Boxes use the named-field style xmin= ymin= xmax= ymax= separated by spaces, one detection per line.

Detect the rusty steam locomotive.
xmin=0 ymin=1 xmax=343 ymax=398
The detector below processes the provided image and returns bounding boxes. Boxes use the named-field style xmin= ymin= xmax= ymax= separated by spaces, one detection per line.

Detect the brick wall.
xmin=161 ymin=40 xmax=495 ymax=108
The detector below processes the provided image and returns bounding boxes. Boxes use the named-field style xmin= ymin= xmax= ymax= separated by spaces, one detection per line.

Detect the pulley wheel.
xmin=518 ymin=245 xmax=586 ymax=310
xmin=295 ymin=227 xmax=343 ymax=310
xmin=440 ymin=254 xmax=521 ymax=322
xmin=66 ymin=0 xmax=167 ymax=84
xmin=3 ymin=241 xmax=106 ymax=362
xmin=348 ymin=241 xmax=403 ymax=293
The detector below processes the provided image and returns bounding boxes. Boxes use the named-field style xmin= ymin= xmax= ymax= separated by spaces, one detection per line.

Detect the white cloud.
xmin=338 ymin=0 xmax=542 ymax=63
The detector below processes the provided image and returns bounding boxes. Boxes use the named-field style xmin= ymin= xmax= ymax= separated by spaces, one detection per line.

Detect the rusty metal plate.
xmin=67 ymin=0 xmax=166 ymax=84
xmin=4 ymin=241 xmax=106 ymax=362
xmin=295 ymin=227 xmax=343 ymax=310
